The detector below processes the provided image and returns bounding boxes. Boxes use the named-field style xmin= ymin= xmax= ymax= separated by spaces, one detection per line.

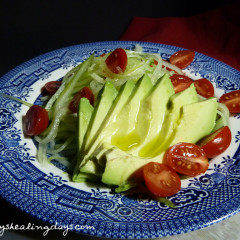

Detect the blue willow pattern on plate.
xmin=0 ymin=41 xmax=240 ymax=239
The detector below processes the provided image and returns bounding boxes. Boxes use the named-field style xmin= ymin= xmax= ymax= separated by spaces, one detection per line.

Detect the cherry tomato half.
xmin=105 ymin=48 xmax=127 ymax=74
xmin=68 ymin=86 xmax=94 ymax=113
xmin=143 ymin=162 xmax=181 ymax=197
xmin=42 ymin=81 xmax=62 ymax=95
xmin=169 ymin=50 xmax=195 ymax=69
xmin=163 ymin=142 xmax=209 ymax=177
xmin=170 ymin=74 xmax=193 ymax=93
xmin=219 ymin=90 xmax=240 ymax=113
xmin=194 ymin=78 xmax=214 ymax=98
xmin=23 ymin=105 xmax=49 ymax=136
xmin=198 ymin=126 xmax=232 ymax=158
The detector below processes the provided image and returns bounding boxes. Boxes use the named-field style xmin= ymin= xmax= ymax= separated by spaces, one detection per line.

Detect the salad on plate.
xmin=4 ymin=44 xmax=238 ymax=202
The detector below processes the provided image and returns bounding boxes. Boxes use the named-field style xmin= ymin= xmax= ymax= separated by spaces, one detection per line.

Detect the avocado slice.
xmin=129 ymin=74 xmax=175 ymax=156
xmin=111 ymin=74 xmax=154 ymax=151
xmin=77 ymin=74 xmax=153 ymax=177
xmin=84 ymin=81 xmax=118 ymax=151
xmin=78 ymin=98 xmax=94 ymax=153
xmin=167 ymin=97 xmax=218 ymax=148
xmin=71 ymin=98 xmax=95 ymax=182
xmin=84 ymin=79 xmax=135 ymax=157
xmin=73 ymin=81 xmax=118 ymax=181
xmin=77 ymin=80 xmax=136 ymax=176
xmin=102 ymin=97 xmax=218 ymax=190
xmin=140 ymin=83 xmax=198 ymax=157
xmin=102 ymin=145 xmax=151 ymax=190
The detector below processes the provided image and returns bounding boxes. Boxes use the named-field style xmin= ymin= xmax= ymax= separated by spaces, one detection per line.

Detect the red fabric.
xmin=120 ymin=1 xmax=240 ymax=71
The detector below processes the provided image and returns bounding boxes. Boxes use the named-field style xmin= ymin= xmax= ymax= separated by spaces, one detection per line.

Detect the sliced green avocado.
xmin=72 ymin=98 xmax=95 ymax=182
xmin=130 ymin=74 xmax=175 ymax=156
xmin=78 ymin=74 xmax=153 ymax=176
xmin=83 ymin=80 xmax=135 ymax=158
xmin=140 ymin=83 xmax=198 ymax=157
xmin=111 ymin=74 xmax=154 ymax=151
xmin=101 ymin=145 xmax=150 ymax=190
xmin=84 ymin=81 xmax=118 ymax=151
xmin=167 ymin=97 xmax=218 ymax=148
xmin=78 ymin=80 xmax=136 ymax=176
xmin=78 ymin=98 xmax=94 ymax=153
xmin=72 ymin=81 xmax=118 ymax=181
xmin=102 ymin=97 xmax=218 ymax=190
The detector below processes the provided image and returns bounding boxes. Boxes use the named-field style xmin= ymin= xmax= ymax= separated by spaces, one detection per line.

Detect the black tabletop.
xmin=0 ymin=0 xmax=233 ymax=77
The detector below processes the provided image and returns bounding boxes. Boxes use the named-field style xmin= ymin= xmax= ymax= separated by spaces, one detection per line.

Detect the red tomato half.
xmin=198 ymin=126 xmax=232 ymax=158
xmin=23 ymin=105 xmax=49 ymax=136
xmin=143 ymin=162 xmax=181 ymax=197
xmin=219 ymin=90 xmax=240 ymax=113
xmin=194 ymin=78 xmax=214 ymax=98
xmin=170 ymin=74 xmax=193 ymax=93
xmin=68 ymin=87 xmax=94 ymax=113
xmin=169 ymin=50 xmax=195 ymax=69
xmin=164 ymin=142 xmax=209 ymax=177
xmin=105 ymin=48 xmax=128 ymax=74
xmin=42 ymin=81 xmax=62 ymax=95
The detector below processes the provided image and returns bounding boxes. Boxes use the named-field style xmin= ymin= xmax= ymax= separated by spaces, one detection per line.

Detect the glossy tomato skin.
xmin=143 ymin=162 xmax=181 ymax=197
xmin=170 ymin=74 xmax=193 ymax=93
xmin=105 ymin=48 xmax=127 ymax=74
xmin=169 ymin=50 xmax=195 ymax=69
xmin=194 ymin=78 xmax=214 ymax=98
xmin=164 ymin=142 xmax=209 ymax=177
xmin=68 ymin=86 xmax=94 ymax=113
xmin=219 ymin=90 xmax=240 ymax=113
xmin=198 ymin=126 xmax=232 ymax=158
xmin=23 ymin=105 xmax=49 ymax=136
xmin=42 ymin=81 xmax=62 ymax=95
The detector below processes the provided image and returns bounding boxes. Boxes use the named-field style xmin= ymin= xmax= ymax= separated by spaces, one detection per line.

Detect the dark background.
xmin=0 ymin=0 xmax=237 ymax=239
xmin=0 ymin=0 xmax=235 ymax=77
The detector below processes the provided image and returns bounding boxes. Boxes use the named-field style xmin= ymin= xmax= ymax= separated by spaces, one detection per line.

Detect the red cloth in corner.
xmin=120 ymin=1 xmax=240 ymax=71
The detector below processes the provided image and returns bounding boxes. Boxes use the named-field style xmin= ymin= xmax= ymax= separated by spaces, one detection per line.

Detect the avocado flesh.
xmin=139 ymin=83 xmax=198 ymax=157
xmin=129 ymin=74 xmax=175 ymax=156
xmin=73 ymin=81 xmax=118 ymax=180
xmin=110 ymin=74 xmax=154 ymax=151
xmin=101 ymin=79 xmax=198 ymax=187
xmin=102 ymin=145 xmax=152 ymax=190
xmin=78 ymin=98 xmax=94 ymax=152
xmin=72 ymin=98 xmax=94 ymax=182
xmin=74 ymin=76 xmax=218 ymax=191
xmin=166 ymin=97 xmax=218 ymax=149
xmin=77 ymin=80 xmax=136 ymax=176
xmin=84 ymin=81 xmax=118 ymax=150
xmin=78 ymin=74 xmax=153 ymax=176
xmin=102 ymin=97 xmax=218 ymax=189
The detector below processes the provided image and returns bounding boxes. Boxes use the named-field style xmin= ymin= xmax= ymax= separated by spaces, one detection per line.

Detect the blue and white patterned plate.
xmin=0 ymin=41 xmax=240 ymax=239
